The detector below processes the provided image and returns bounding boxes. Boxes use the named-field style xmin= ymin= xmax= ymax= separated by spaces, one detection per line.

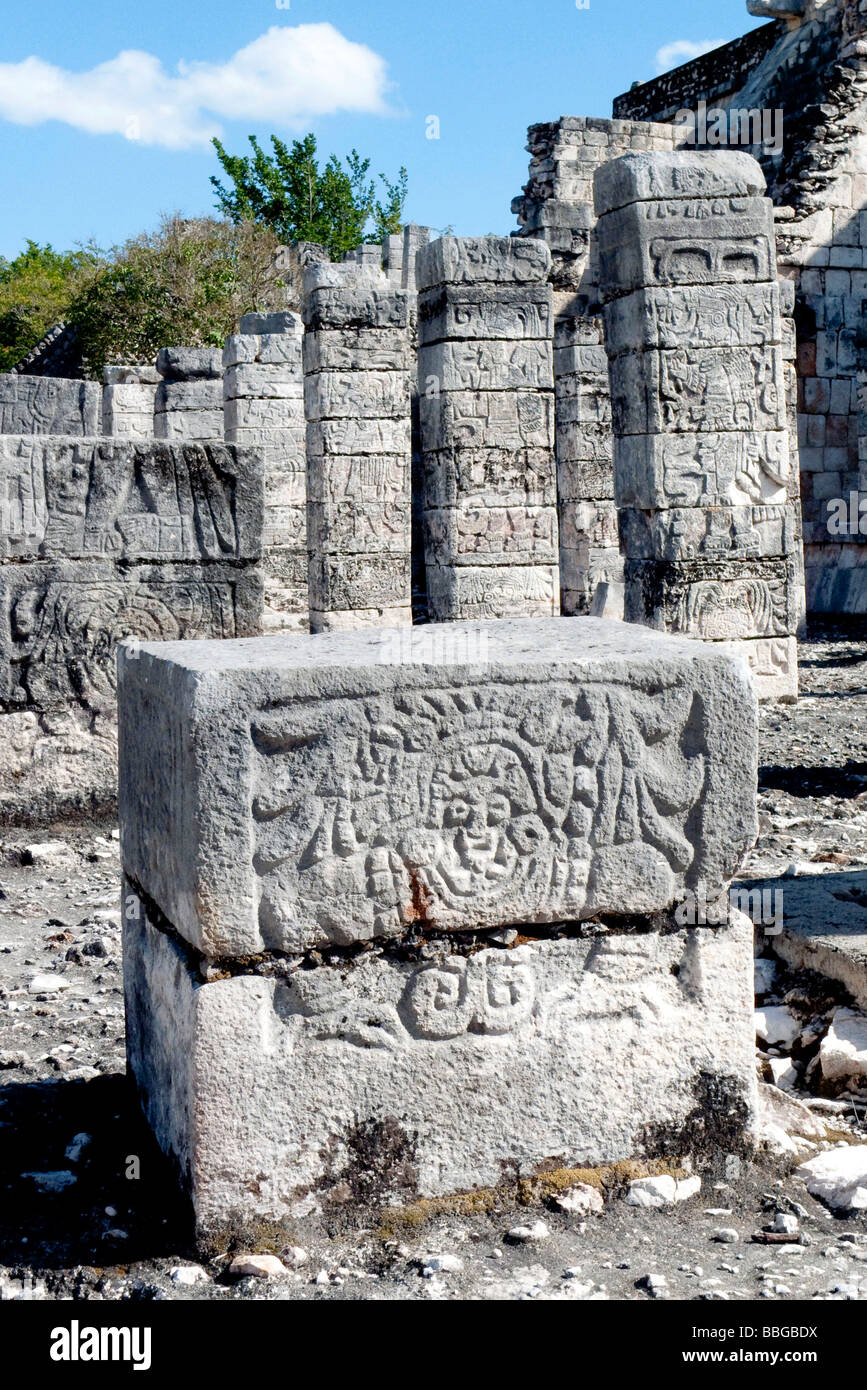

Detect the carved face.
xmin=427 ymin=743 xmax=544 ymax=890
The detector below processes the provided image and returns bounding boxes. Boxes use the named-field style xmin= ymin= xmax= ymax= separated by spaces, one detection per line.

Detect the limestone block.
xmin=419 ymin=391 xmax=554 ymax=451
xmin=418 ymin=285 xmax=553 ymax=344
xmin=558 ymin=449 xmax=617 ymax=504
xmin=425 ymin=564 xmax=560 ymax=621
xmin=2 ymin=560 xmax=262 ymax=714
xmin=303 ymin=371 xmax=410 ymax=421
xmin=308 ymin=554 xmax=411 ymax=621
xmin=154 ymin=380 xmax=223 ymax=413
xmin=223 ymin=365 xmax=302 ymax=400
xmin=156 ymin=347 xmax=222 ymax=380
xmin=416 ymin=236 xmax=551 ymax=291
xmin=238 ymin=311 xmax=301 ymax=337
xmin=302 ymin=289 xmax=409 ymax=332
xmin=118 ymin=618 xmax=759 ymax=957
xmin=224 ymin=397 xmax=306 ymax=434
xmin=604 ymin=285 xmax=782 ymax=357
xmin=608 ymin=347 xmax=787 ymax=436
xmin=596 ymin=201 xmax=776 ymax=301
xmin=421 ymin=447 xmax=558 ymax=510
xmin=619 ymin=505 xmax=796 ymax=563
xmin=301 ymin=329 xmax=411 ymax=374
xmin=102 ymin=383 xmax=157 ymax=438
xmin=306 ymin=489 xmax=411 ymax=555
xmin=623 ymin=557 xmax=801 ymax=640
xmin=306 ymin=418 xmax=411 ymax=457
xmin=593 ymin=151 xmax=768 ymax=219
xmin=614 ymin=431 xmax=791 ymax=510
xmin=123 ymin=899 xmax=757 ymax=1246
xmin=0 ymin=374 xmax=100 ymax=436
xmin=423 ymin=505 xmax=559 ymax=566
xmin=0 ymin=436 xmax=262 ymax=562
xmin=419 ymin=341 xmax=553 ymax=392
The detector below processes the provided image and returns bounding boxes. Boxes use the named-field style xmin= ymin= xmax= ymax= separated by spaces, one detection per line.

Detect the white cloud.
xmin=655 ymin=39 xmax=728 ymax=75
xmin=0 ymin=24 xmax=392 ymax=150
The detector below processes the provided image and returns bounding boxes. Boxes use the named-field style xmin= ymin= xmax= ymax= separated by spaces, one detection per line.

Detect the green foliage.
xmin=211 ymin=133 xmax=408 ymax=259
xmin=67 ymin=215 xmax=286 ymax=379
xmin=0 ymin=241 xmax=102 ymax=372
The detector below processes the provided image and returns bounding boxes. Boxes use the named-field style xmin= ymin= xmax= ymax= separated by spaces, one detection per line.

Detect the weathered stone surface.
xmin=2 ymin=560 xmax=262 ymax=713
xmin=0 ymin=436 xmax=262 ymax=561
xmin=154 ymin=378 xmax=224 ymax=442
xmin=593 ymin=151 xmax=769 ymax=219
xmin=156 ymin=347 xmax=222 ymax=381
xmin=124 ymin=899 xmax=756 ymax=1245
xmin=420 ymin=390 xmax=554 ymax=451
xmin=101 ymin=367 xmax=158 ymax=439
xmin=423 ymin=506 xmax=559 ymax=567
xmin=302 ymin=281 xmax=412 ymax=632
xmin=302 ymin=289 xmax=409 ymax=332
xmin=117 ymin=618 xmax=758 ymax=958
xmin=623 ymin=557 xmax=801 ymax=640
xmin=614 ymin=430 xmax=791 ymax=510
xmin=608 ymin=346 xmax=787 ymax=437
xmin=619 ymin=505 xmax=797 ymax=563
xmin=418 ymin=285 xmax=553 ymax=343
xmin=419 ymin=341 xmax=553 ymax=392
xmin=0 ymin=374 xmax=100 ymax=436
xmin=421 ymin=448 xmax=557 ymax=509
xmin=603 ymin=285 xmax=783 ymax=357
xmin=416 ymin=236 xmax=551 ymax=291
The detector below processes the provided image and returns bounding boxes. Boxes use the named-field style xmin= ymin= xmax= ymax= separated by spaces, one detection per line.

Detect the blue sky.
xmin=0 ymin=0 xmax=765 ymax=260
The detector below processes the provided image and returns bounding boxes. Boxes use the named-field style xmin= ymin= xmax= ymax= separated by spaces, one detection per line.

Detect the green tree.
xmin=0 ymin=241 xmax=103 ymax=372
xmin=67 ymin=214 xmax=286 ymax=379
xmin=211 ymin=133 xmax=408 ymax=259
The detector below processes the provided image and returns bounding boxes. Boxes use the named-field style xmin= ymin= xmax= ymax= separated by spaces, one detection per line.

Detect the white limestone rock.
xmin=123 ymin=905 xmax=757 ymax=1249
xmin=796 ymin=1147 xmax=867 ymax=1212
xmin=117 ymin=618 xmax=759 ymax=958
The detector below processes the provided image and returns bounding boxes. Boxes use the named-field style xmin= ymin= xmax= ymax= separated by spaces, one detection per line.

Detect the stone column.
xmin=596 ymin=151 xmax=802 ymax=701
xmin=223 ymin=312 xmax=308 ymax=632
xmin=102 ymin=366 xmax=159 ymax=438
xmin=154 ymin=348 xmax=223 ymax=440
xmin=301 ymin=264 xmax=412 ymax=632
xmin=416 ymin=236 xmax=559 ymax=621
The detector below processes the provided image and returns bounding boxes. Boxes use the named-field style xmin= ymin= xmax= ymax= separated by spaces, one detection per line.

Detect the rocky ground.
xmin=3 ymin=618 xmax=867 ymax=1302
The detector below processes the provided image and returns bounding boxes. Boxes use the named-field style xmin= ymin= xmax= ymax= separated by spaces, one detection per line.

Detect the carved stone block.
xmin=423 ymin=506 xmax=559 ymax=566
xmin=421 ymin=448 xmax=558 ymax=510
xmin=419 ymin=341 xmax=553 ymax=393
xmin=604 ymin=285 xmax=782 ymax=357
xmin=619 ymin=505 xmax=797 ymax=563
xmin=124 ymin=895 xmax=757 ymax=1246
xmin=1 ymin=561 xmax=262 ymax=714
xmin=418 ymin=285 xmax=553 ymax=343
xmin=425 ymin=564 xmax=560 ymax=621
xmin=419 ymin=390 xmax=554 ymax=451
xmin=117 ymin=618 xmax=758 ymax=958
xmin=623 ymin=557 xmax=801 ymax=641
xmin=608 ymin=346 xmax=787 ymax=437
xmin=614 ymin=430 xmax=791 ymax=510
xmin=416 ymin=236 xmax=551 ymax=290
xmin=0 ymin=436 xmax=262 ymax=561
xmin=0 ymin=374 xmax=100 ymax=436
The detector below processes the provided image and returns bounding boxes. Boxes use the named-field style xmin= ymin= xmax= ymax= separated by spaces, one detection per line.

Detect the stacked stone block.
xmin=154 ymin=348 xmax=223 ymax=441
xmin=301 ymin=264 xmax=413 ymax=631
xmin=223 ymin=312 xmax=308 ymax=632
xmin=417 ymin=237 xmax=559 ymax=621
xmin=513 ymin=117 xmax=687 ymax=613
xmin=118 ymin=617 xmax=758 ymax=1248
xmin=596 ymin=150 xmax=802 ymax=701
xmin=0 ymin=435 xmax=263 ymax=823
xmin=102 ymin=366 xmax=160 ymax=439
xmin=0 ymin=373 xmax=100 ymax=436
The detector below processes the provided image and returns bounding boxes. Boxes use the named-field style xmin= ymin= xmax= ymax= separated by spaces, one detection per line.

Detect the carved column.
xmin=596 ymin=151 xmax=802 ymax=701
xmin=301 ymin=263 xmax=412 ymax=632
xmin=416 ymin=236 xmax=559 ymax=621
xmin=223 ymin=312 xmax=308 ymax=632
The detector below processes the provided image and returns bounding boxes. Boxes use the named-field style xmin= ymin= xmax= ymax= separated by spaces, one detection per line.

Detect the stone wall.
xmin=0 ymin=373 xmax=100 ymax=436
xmin=101 ymin=366 xmax=160 ymax=439
xmin=0 ymin=436 xmax=263 ymax=824
xmin=154 ymin=348 xmax=224 ymax=442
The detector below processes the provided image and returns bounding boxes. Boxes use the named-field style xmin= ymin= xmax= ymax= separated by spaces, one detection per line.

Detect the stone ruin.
xmin=7 ymin=0 xmax=867 ymax=1233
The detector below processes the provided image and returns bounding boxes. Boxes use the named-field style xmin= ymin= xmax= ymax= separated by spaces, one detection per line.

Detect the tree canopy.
xmin=211 ymin=133 xmax=408 ymax=260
